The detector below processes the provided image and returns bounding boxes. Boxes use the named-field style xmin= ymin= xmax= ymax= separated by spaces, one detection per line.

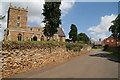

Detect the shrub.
xmin=103 ymin=44 xmax=109 ymax=51
xmin=66 ymin=43 xmax=83 ymax=52
xmin=111 ymin=46 xmax=120 ymax=59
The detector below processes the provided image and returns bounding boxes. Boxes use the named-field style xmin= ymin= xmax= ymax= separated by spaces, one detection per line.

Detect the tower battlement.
xmin=7 ymin=4 xmax=28 ymax=28
xmin=9 ymin=4 xmax=28 ymax=12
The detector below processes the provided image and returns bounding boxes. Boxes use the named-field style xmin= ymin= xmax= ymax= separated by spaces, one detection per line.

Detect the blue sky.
xmin=61 ymin=2 xmax=118 ymax=40
xmin=0 ymin=1 xmax=119 ymax=41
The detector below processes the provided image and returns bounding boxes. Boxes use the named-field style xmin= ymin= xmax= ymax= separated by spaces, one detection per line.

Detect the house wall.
xmin=103 ymin=36 xmax=117 ymax=47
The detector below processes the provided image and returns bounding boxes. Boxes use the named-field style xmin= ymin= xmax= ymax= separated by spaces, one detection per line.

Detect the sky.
xmin=0 ymin=0 xmax=119 ymax=41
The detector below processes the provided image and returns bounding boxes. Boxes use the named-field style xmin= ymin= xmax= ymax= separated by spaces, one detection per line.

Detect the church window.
xmin=18 ymin=33 xmax=22 ymax=41
xmin=17 ymin=22 xmax=20 ymax=27
xmin=38 ymin=29 xmax=40 ymax=31
xmin=17 ymin=15 xmax=20 ymax=20
xmin=30 ymin=28 xmax=32 ymax=31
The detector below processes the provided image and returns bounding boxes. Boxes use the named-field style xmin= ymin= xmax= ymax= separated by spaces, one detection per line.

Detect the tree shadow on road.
xmin=89 ymin=53 xmax=120 ymax=63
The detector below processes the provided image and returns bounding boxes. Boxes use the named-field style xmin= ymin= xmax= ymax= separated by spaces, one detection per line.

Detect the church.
xmin=4 ymin=4 xmax=66 ymax=42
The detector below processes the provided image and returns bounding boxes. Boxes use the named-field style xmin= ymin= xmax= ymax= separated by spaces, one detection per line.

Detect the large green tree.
xmin=77 ymin=33 xmax=90 ymax=44
xmin=69 ymin=24 xmax=78 ymax=42
xmin=42 ymin=0 xmax=61 ymax=38
xmin=109 ymin=14 xmax=120 ymax=40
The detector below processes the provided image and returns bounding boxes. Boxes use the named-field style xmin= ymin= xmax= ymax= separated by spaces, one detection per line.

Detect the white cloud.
xmin=60 ymin=0 xmax=76 ymax=17
xmin=88 ymin=14 xmax=117 ymax=33
xmin=0 ymin=28 xmax=4 ymax=41
xmin=88 ymin=14 xmax=117 ymax=40
xmin=90 ymin=32 xmax=96 ymax=35
xmin=97 ymin=33 xmax=107 ymax=40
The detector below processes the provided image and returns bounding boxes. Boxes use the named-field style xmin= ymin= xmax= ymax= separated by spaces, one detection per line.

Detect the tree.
xmin=0 ymin=15 xmax=5 ymax=28
xmin=69 ymin=24 xmax=78 ymax=42
xmin=109 ymin=14 xmax=120 ymax=40
xmin=77 ymin=33 xmax=90 ymax=44
xmin=42 ymin=0 xmax=61 ymax=39
xmin=0 ymin=15 xmax=5 ymax=20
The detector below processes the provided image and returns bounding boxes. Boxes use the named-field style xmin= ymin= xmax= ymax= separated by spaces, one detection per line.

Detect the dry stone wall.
xmin=1 ymin=42 xmax=91 ymax=78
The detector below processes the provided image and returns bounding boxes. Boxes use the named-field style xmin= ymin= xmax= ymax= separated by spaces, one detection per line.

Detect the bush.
xmin=111 ymin=46 xmax=120 ymax=59
xmin=66 ymin=43 xmax=83 ymax=52
xmin=103 ymin=45 xmax=120 ymax=59
xmin=103 ymin=44 xmax=109 ymax=51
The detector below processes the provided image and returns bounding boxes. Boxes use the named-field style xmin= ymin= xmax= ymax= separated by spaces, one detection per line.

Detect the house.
xmin=93 ymin=39 xmax=102 ymax=48
xmin=4 ymin=4 xmax=66 ymax=42
xmin=103 ymin=36 xmax=117 ymax=47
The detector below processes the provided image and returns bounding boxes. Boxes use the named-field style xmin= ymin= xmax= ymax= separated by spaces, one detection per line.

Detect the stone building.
xmin=4 ymin=4 xmax=66 ymax=42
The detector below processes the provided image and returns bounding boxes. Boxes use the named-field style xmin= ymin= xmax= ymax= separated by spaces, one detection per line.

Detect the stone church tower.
xmin=7 ymin=4 xmax=28 ymax=28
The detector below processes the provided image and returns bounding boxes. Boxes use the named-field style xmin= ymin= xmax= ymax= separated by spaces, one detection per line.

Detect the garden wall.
xmin=1 ymin=42 xmax=91 ymax=78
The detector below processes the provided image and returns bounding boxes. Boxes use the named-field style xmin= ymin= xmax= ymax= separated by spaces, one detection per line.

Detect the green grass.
xmin=105 ymin=51 xmax=113 ymax=54
xmin=2 ymin=41 xmax=68 ymax=44
xmin=2 ymin=41 xmax=87 ymax=45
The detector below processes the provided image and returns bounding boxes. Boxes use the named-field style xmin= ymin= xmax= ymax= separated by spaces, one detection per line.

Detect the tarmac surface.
xmin=10 ymin=49 xmax=119 ymax=78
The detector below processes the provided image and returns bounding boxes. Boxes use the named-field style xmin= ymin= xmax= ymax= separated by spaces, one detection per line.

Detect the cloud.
xmin=60 ymin=0 xmax=76 ymax=17
xmin=88 ymin=14 xmax=117 ymax=40
xmin=90 ymin=32 xmax=96 ymax=35
xmin=97 ymin=33 xmax=107 ymax=40
xmin=88 ymin=14 xmax=117 ymax=33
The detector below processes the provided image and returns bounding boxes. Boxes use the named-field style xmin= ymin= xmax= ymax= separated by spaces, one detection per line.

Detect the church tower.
xmin=7 ymin=3 xmax=28 ymax=28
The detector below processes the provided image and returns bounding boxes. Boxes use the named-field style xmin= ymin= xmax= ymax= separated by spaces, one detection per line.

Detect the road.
xmin=10 ymin=49 xmax=119 ymax=78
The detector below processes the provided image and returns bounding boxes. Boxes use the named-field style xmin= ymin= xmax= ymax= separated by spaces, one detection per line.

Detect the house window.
xmin=106 ymin=40 xmax=110 ymax=42
xmin=17 ymin=15 xmax=20 ymax=20
xmin=17 ymin=22 xmax=20 ymax=27
xmin=111 ymin=40 xmax=114 ymax=42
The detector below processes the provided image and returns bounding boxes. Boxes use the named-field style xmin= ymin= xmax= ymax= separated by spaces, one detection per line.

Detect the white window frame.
xmin=106 ymin=40 xmax=110 ymax=42
xmin=111 ymin=40 xmax=114 ymax=42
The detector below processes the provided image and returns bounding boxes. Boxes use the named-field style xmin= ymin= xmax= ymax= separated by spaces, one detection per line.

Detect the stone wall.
xmin=1 ymin=42 xmax=91 ymax=78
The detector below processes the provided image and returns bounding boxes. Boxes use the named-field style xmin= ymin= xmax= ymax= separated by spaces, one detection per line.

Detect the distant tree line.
xmin=68 ymin=24 xmax=90 ymax=44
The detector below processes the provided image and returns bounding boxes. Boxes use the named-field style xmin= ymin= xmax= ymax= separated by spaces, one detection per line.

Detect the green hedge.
xmin=66 ymin=43 xmax=83 ymax=52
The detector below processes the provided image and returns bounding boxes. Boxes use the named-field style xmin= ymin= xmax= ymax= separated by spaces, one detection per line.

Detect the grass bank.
xmin=2 ymin=41 xmax=67 ymax=44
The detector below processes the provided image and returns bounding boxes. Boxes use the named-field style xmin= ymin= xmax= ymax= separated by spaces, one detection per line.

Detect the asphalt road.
xmin=10 ymin=49 xmax=119 ymax=78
